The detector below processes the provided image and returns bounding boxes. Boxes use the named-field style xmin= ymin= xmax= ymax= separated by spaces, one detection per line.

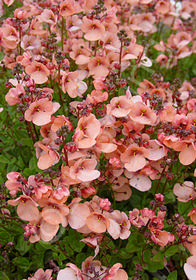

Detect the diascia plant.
xmin=0 ymin=0 xmax=195 ymax=279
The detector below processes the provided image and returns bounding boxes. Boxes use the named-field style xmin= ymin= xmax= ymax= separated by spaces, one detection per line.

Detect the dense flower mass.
xmin=0 ymin=0 xmax=196 ymax=279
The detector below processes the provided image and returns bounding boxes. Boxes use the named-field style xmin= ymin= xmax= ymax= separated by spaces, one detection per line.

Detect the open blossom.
xmin=70 ymin=158 xmax=100 ymax=182
xmin=121 ymin=145 xmax=149 ymax=172
xmin=34 ymin=141 xmax=60 ymax=170
xmin=1 ymin=24 xmax=19 ymax=50
xmin=24 ymin=99 xmax=60 ymax=126
xmin=25 ymin=61 xmax=50 ymax=84
xmin=73 ymin=113 xmax=101 ymax=149
xmin=61 ymin=71 xmax=87 ymax=98
xmin=128 ymin=102 xmax=157 ymax=125
xmin=5 ymin=172 xmax=24 ymax=196
xmin=107 ymin=95 xmax=132 ymax=118
xmin=26 ymin=268 xmax=53 ymax=280
xmin=57 ymin=257 xmax=128 ymax=280
xmin=173 ymin=181 xmax=196 ymax=202
xmin=5 ymin=84 xmax=25 ymax=106
xmin=81 ymin=16 xmax=105 ymax=41
xmin=151 ymin=229 xmax=175 ymax=247
xmin=184 ymin=255 xmax=196 ymax=280
xmin=105 ymin=210 xmax=131 ymax=240
xmin=8 ymin=195 xmax=39 ymax=222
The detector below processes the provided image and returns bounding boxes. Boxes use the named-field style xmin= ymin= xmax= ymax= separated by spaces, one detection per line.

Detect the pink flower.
xmin=70 ymin=158 xmax=100 ymax=182
xmin=121 ymin=145 xmax=149 ymax=172
xmin=24 ymin=99 xmax=60 ymax=126
xmin=25 ymin=61 xmax=50 ymax=84
xmin=8 ymin=195 xmax=39 ymax=222
xmin=86 ymin=212 xmax=110 ymax=234
xmin=106 ymin=210 xmax=131 ymax=240
xmin=128 ymin=102 xmax=157 ymax=125
xmin=184 ymin=255 xmax=196 ymax=280
xmin=68 ymin=201 xmax=91 ymax=230
xmin=188 ymin=208 xmax=196 ymax=224
xmin=99 ymin=198 xmax=111 ymax=211
xmin=151 ymin=229 xmax=175 ymax=247
xmin=27 ymin=268 xmax=53 ymax=280
xmin=73 ymin=113 xmax=101 ymax=149
xmin=5 ymin=172 xmax=23 ymax=196
xmin=81 ymin=16 xmax=105 ymax=41
xmin=107 ymin=95 xmax=132 ymax=118
xmin=34 ymin=141 xmax=60 ymax=170
xmin=5 ymin=84 xmax=25 ymax=106
xmin=173 ymin=181 xmax=196 ymax=202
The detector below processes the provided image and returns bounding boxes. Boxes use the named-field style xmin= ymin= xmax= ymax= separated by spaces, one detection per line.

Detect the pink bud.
xmin=109 ymin=157 xmax=121 ymax=169
xmin=99 ymin=198 xmax=111 ymax=211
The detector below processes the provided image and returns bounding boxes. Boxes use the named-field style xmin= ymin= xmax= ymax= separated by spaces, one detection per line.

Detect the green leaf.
xmin=15 ymin=235 xmax=32 ymax=256
xmin=21 ymin=138 xmax=33 ymax=147
xmin=152 ymin=251 xmax=163 ymax=262
xmin=0 ymin=228 xmax=10 ymax=246
xmin=164 ymin=190 xmax=176 ymax=204
xmin=0 ymin=272 xmax=10 ymax=280
xmin=164 ymin=245 xmax=179 ymax=257
xmin=12 ymin=257 xmax=30 ymax=272
xmin=167 ymin=270 xmax=177 ymax=280
xmin=118 ymin=248 xmax=131 ymax=259
xmin=76 ymin=253 xmax=87 ymax=266
xmin=126 ymin=232 xmax=145 ymax=253
xmin=68 ymin=229 xmax=85 ymax=253
xmin=0 ymin=155 xmax=10 ymax=164
xmin=178 ymin=201 xmax=192 ymax=216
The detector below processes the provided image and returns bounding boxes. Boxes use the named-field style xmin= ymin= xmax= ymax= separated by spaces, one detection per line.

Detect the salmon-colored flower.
xmin=24 ymin=99 xmax=60 ymax=126
xmin=3 ymin=0 xmax=15 ymax=6
xmin=151 ymin=229 xmax=175 ymax=247
xmin=59 ymin=0 xmax=75 ymax=18
xmin=61 ymin=71 xmax=87 ymax=98
xmin=121 ymin=145 xmax=149 ymax=172
xmin=70 ymin=158 xmax=100 ymax=182
xmin=34 ymin=141 xmax=60 ymax=170
xmin=25 ymin=61 xmax=50 ymax=84
xmin=5 ymin=172 xmax=24 ymax=196
xmin=107 ymin=95 xmax=132 ymax=118
xmin=129 ymin=102 xmax=157 ymax=125
xmin=5 ymin=84 xmax=25 ymax=106
xmin=27 ymin=268 xmax=53 ymax=280
xmin=8 ymin=195 xmax=39 ymax=222
xmin=184 ymin=255 xmax=196 ymax=280
xmin=1 ymin=24 xmax=19 ymax=50
xmin=73 ymin=113 xmax=101 ymax=149
xmin=155 ymin=0 xmax=171 ymax=15
xmin=68 ymin=200 xmax=91 ymax=230
xmin=86 ymin=212 xmax=110 ymax=233
xmin=106 ymin=210 xmax=131 ymax=240
xmin=81 ymin=16 xmax=105 ymax=41
xmin=188 ymin=208 xmax=196 ymax=224
xmin=88 ymin=55 xmax=110 ymax=78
